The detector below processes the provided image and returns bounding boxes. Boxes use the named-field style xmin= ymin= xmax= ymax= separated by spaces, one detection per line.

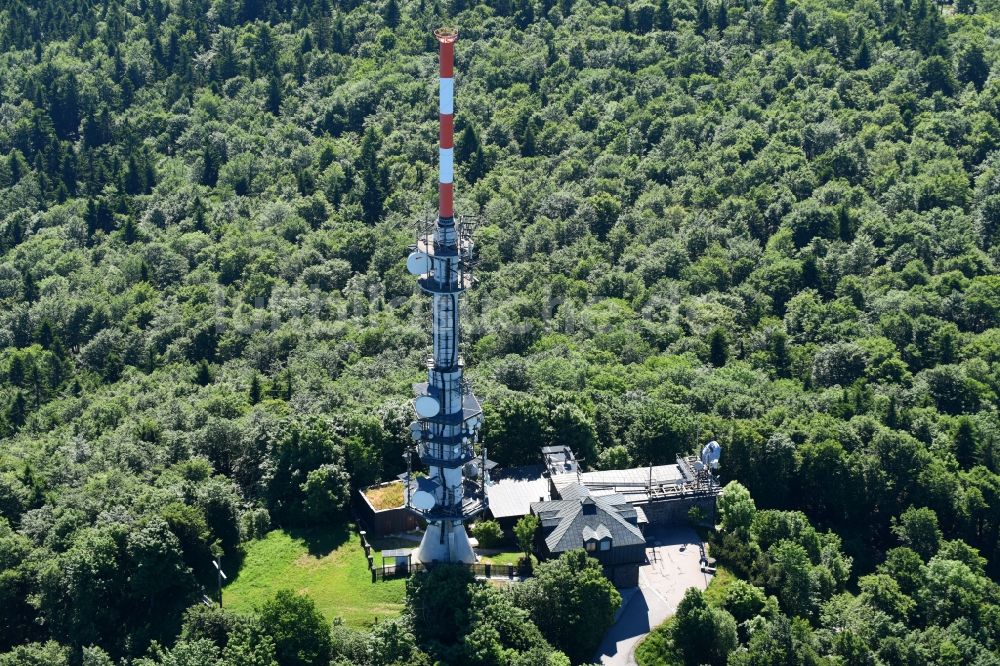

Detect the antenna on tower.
xmin=404 ymin=27 xmax=485 ymax=566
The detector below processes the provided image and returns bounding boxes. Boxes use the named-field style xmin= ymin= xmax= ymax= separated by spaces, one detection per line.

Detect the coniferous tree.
xmin=521 ymin=123 xmax=536 ymax=157
xmin=51 ymin=72 xmax=81 ymax=139
xmin=696 ymin=0 xmax=712 ymax=34
xmin=921 ymin=56 xmax=956 ymax=95
xmin=196 ymin=360 xmax=212 ymax=386
xmin=953 ymin=417 xmax=980 ymax=468
xmin=201 ymin=145 xmax=221 ymax=187
xmin=22 ymin=271 xmax=36 ymax=302
xmin=957 ymin=44 xmax=989 ymax=91
xmin=516 ymin=0 xmax=534 ymax=28
xmin=771 ymin=330 xmax=790 ymax=378
xmin=657 ymin=0 xmax=673 ymax=30
xmin=767 ymin=0 xmax=788 ymax=33
xmin=35 ymin=320 xmax=54 ymax=349
xmin=249 ymin=374 xmax=262 ymax=405
xmin=9 ymin=355 xmax=25 ymax=387
xmin=123 ymin=217 xmax=137 ymax=244
xmin=457 ymin=124 xmax=479 ymax=163
xmin=7 ymin=150 xmax=26 ymax=186
xmin=143 ymin=159 xmax=156 ymax=194
xmin=788 ymin=7 xmax=808 ymax=48
xmin=709 ymin=328 xmax=729 ymax=367
xmin=716 ymin=1 xmax=728 ymax=32
xmin=855 ymin=29 xmax=872 ymax=69
xmin=192 ymin=196 xmax=207 ymax=232
xmin=358 ymin=126 xmax=385 ymax=224
xmin=383 ymin=0 xmax=401 ymax=28
xmin=886 ymin=395 xmax=899 ymax=429
xmin=266 ymin=69 xmax=282 ymax=115
xmin=469 ymin=143 xmax=487 ymax=183
xmin=331 ymin=13 xmax=347 ymax=54
xmin=124 ymin=156 xmax=144 ymax=195
xmin=8 ymin=391 xmax=27 ymax=428
xmin=60 ymin=148 xmax=77 ymax=195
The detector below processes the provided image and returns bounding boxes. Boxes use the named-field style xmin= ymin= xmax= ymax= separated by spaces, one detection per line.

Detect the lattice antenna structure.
xmin=404 ymin=28 xmax=488 ymax=564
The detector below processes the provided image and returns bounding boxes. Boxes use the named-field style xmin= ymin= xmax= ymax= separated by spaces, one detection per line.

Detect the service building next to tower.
xmin=486 ymin=443 xmax=722 ymax=586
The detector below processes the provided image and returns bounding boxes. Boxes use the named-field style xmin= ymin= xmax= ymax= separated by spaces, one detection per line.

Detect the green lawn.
xmin=478 ymin=549 xmax=528 ymax=565
xmin=222 ymin=527 xmax=406 ymax=628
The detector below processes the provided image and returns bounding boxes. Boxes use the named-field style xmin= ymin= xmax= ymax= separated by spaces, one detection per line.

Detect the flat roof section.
xmin=486 ymin=476 xmax=551 ymax=519
xmin=542 ymin=444 xmax=579 ymax=476
xmin=550 ymin=463 xmax=698 ymax=503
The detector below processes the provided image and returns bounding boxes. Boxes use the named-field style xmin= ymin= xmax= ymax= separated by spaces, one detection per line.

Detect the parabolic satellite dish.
xmin=701 ymin=440 xmax=722 ymax=468
xmin=406 ymin=252 xmax=431 ymax=276
xmin=411 ymin=490 xmax=436 ymax=511
xmin=414 ymin=396 xmax=440 ymax=418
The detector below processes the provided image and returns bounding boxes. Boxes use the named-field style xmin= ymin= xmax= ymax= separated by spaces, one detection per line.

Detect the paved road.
xmin=593 ymin=526 xmax=712 ymax=666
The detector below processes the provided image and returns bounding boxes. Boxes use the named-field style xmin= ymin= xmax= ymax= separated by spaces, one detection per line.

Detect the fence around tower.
xmin=357 ymin=525 xmax=533 ymax=582
xmin=370 ymin=559 xmax=533 ymax=582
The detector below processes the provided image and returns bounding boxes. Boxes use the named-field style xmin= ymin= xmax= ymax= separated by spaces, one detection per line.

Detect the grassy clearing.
xmin=478 ymin=549 xmax=528 ymax=565
xmin=223 ymin=527 xmax=406 ymax=628
xmin=369 ymin=535 xmax=420 ymax=558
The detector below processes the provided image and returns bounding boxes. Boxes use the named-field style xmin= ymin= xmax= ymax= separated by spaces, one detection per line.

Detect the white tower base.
xmin=415 ymin=520 xmax=476 ymax=564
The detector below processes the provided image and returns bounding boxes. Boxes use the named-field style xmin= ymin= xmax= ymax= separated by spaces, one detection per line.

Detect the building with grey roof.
xmin=485 ymin=470 xmax=550 ymax=536
xmin=482 ymin=446 xmax=721 ymax=587
xmin=530 ymin=483 xmax=646 ymax=587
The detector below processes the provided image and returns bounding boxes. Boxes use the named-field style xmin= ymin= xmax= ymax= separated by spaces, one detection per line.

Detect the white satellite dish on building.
xmin=407 ymin=252 xmax=431 ymax=276
xmin=701 ymin=440 xmax=721 ymax=469
xmin=414 ymin=396 xmax=440 ymax=418
xmin=411 ymin=490 xmax=436 ymax=511
xmin=694 ymin=460 xmax=705 ymax=472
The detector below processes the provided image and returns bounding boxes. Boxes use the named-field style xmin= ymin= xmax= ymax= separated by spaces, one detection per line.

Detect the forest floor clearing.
xmin=222 ymin=527 xmax=406 ymax=628
xmin=595 ymin=526 xmax=713 ymax=666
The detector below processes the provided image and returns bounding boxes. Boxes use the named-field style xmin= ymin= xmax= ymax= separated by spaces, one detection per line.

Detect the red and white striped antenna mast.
xmin=405 ymin=27 xmax=487 ymax=565
xmin=436 ymin=27 xmax=458 ymax=222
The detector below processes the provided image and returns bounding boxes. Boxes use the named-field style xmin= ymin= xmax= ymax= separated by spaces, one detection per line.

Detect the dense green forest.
xmin=1 ymin=0 xmax=999 ymax=662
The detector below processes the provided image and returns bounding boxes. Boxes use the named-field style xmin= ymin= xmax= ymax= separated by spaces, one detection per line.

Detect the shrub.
xmin=470 ymin=520 xmax=504 ymax=548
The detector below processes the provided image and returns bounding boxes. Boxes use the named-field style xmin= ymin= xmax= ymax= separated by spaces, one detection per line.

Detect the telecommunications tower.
xmin=405 ymin=27 xmax=487 ymax=565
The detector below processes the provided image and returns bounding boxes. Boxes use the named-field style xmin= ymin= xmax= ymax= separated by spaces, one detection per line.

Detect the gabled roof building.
xmin=530 ymin=482 xmax=647 ymax=587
